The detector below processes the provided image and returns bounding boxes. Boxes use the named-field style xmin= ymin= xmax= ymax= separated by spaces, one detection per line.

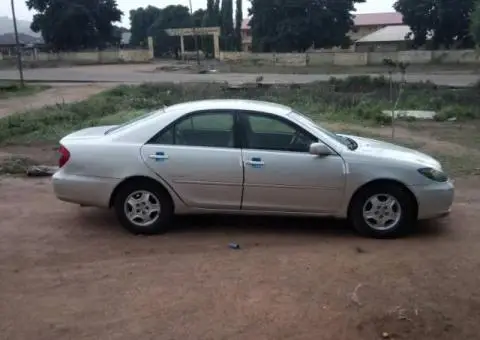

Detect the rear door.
xmin=238 ymin=111 xmax=346 ymax=213
xmin=141 ymin=110 xmax=244 ymax=210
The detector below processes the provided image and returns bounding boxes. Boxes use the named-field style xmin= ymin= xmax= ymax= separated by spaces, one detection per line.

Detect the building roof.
xmin=240 ymin=12 xmax=403 ymax=31
xmin=355 ymin=25 xmax=417 ymax=43
xmin=0 ymin=32 xmax=43 ymax=45
xmin=353 ymin=12 xmax=403 ymax=26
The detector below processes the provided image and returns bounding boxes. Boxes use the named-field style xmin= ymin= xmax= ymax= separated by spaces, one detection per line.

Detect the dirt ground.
xmin=0 ymin=83 xmax=116 ymax=117
xmin=0 ymin=176 xmax=479 ymax=340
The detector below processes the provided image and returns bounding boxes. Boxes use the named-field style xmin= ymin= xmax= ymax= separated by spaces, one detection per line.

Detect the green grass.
xmin=1 ymin=76 xmax=480 ymax=145
xmin=0 ymin=82 xmax=49 ymax=100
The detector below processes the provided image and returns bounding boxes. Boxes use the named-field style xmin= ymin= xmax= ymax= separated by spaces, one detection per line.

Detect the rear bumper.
xmin=52 ymin=170 xmax=120 ymax=208
xmin=409 ymin=180 xmax=455 ymax=220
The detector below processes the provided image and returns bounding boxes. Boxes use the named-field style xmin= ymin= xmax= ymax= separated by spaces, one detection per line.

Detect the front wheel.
xmin=114 ymin=181 xmax=173 ymax=235
xmin=349 ymin=183 xmax=416 ymax=238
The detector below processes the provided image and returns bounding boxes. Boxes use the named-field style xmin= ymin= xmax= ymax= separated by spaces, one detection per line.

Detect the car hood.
xmin=340 ymin=134 xmax=442 ymax=169
xmin=61 ymin=125 xmax=118 ymax=141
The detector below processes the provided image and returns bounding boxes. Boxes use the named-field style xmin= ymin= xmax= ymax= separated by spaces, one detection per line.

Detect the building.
xmin=349 ymin=12 xmax=403 ymax=42
xmin=354 ymin=25 xmax=434 ymax=52
xmin=241 ymin=19 xmax=252 ymax=52
xmin=0 ymin=32 xmax=44 ymax=57
xmin=240 ymin=12 xmax=404 ymax=52
xmin=354 ymin=25 xmax=411 ymax=52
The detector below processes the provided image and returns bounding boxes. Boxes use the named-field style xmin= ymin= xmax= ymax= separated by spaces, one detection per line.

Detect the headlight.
xmin=418 ymin=168 xmax=448 ymax=182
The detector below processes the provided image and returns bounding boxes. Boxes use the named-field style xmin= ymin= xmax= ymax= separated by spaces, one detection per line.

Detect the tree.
xmin=220 ymin=0 xmax=235 ymax=50
xmin=27 ymin=0 xmax=123 ymax=51
xmin=192 ymin=9 xmax=206 ymax=27
xmin=471 ymin=0 xmax=480 ymax=46
xmin=214 ymin=0 xmax=221 ymax=18
xmin=205 ymin=0 xmax=216 ymax=25
xmin=203 ymin=0 xmax=221 ymax=55
xmin=249 ymin=0 xmax=364 ymax=52
xmin=129 ymin=6 xmax=162 ymax=46
xmin=394 ymin=0 xmax=476 ymax=49
xmin=113 ymin=25 xmax=129 ymax=45
xmin=235 ymin=0 xmax=243 ymax=50
xmin=148 ymin=5 xmax=196 ymax=56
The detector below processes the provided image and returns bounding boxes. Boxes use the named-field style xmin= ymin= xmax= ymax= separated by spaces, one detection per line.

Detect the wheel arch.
xmin=347 ymin=178 xmax=418 ymax=219
xmin=109 ymin=175 xmax=175 ymax=210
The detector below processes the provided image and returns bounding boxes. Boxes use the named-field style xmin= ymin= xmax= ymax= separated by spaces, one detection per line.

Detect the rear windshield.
xmin=105 ymin=110 xmax=159 ymax=135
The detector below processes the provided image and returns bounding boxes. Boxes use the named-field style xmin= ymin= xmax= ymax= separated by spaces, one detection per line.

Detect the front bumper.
xmin=52 ymin=170 xmax=120 ymax=208
xmin=409 ymin=180 xmax=454 ymax=220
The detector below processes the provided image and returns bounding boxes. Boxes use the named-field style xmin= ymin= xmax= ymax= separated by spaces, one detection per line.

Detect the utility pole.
xmin=10 ymin=0 xmax=25 ymax=87
xmin=188 ymin=0 xmax=201 ymax=65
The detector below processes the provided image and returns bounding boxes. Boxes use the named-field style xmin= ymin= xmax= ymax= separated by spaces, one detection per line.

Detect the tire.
xmin=113 ymin=180 xmax=174 ymax=235
xmin=349 ymin=183 xmax=416 ymax=239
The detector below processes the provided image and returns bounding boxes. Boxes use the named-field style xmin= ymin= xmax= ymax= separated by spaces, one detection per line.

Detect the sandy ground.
xmin=0 ymin=83 xmax=116 ymax=117
xmin=0 ymin=176 xmax=479 ymax=340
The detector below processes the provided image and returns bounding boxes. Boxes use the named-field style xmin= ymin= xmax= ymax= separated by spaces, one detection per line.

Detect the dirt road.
xmin=0 ymin=83 xmax=116 ymax=117
xmin=1 ymin=176 xmax=479 ymax=340
xmin=0 ymin=64 xmax=478 ymax=87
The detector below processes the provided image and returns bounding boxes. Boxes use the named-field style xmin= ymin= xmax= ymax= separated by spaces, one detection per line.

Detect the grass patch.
xmin=0 ymin=82 xmax=49 ymax=100
xmin=1 ymin=77 xmax=480 ymax=145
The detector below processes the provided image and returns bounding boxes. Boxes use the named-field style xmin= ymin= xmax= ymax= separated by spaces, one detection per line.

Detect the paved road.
xmin=0 ymin=64 xmax=478 ymax=87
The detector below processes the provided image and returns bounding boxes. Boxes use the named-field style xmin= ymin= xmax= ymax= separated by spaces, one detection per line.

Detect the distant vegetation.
xmin=0 ymin=76 xmax=479 ymax=145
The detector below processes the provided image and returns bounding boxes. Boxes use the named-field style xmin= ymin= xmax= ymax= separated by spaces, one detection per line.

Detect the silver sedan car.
xmin=52 ymin=99 xmax=454 ymax=238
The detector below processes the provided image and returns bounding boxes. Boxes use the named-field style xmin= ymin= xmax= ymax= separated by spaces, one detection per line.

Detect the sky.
xmin=1 ymin=0 xmax=396 ymax=27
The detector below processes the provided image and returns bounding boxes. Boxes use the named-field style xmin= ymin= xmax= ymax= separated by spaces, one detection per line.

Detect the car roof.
xmin=163 ymin=99 xmax=293 ymax=117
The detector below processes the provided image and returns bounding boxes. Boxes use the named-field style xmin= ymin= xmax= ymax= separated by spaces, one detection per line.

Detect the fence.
xmin=0 ymin=37 xmax=155 ymax=64
xmin=219 ymin=50 xmax=480 ymax=66
xmin=18 ymin=49 xmax=154 ymax=64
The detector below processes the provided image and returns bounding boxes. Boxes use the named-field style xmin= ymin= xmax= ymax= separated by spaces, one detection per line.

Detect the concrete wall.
xmin=20 ymin=49 xmax=154 ymax=64
xmin=219 ymin=50 xmax=480 ymax=66
xmin=432 ymin=50 xmax=480 ymax=64
xmin=1 ymin=40 xmax=154 ymax=64
xmin=333 ymin=52 xmax=368 ymax=66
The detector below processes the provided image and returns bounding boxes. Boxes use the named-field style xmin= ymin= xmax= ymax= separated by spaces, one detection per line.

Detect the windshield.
xmin=105 ymin=110 xmax=158 ymax=135
xmin=289 ymin=111 xmax=353 ymax=147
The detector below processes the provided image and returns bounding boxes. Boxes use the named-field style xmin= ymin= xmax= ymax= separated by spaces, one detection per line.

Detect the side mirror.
xmin=309 ymin=142 xmax=333 ymax=156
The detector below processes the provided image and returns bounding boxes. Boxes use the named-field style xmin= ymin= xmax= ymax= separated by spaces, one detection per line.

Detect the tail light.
xmin=58 ymin=145 xmax=70 ymax=168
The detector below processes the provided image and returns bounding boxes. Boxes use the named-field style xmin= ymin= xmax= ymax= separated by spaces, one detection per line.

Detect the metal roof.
xmin=241 ymin=12 xmax=403 ymax=30
xmin=356 ymin=25 xmax=413 ymax=43
xmin=353 ymin=12 xmax=403 ymax=26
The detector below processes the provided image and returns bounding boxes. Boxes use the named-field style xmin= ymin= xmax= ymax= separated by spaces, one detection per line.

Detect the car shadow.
xmin=172 ymin=214 xmax=352 ymax=237
xmin=76 ymin=208 xmax=450 ymax=241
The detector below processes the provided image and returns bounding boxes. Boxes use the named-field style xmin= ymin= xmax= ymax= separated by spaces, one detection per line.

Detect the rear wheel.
xmin=114 ymin=180 xmax=173 ymax=235
xmin=349 ymin=183 xmax=416 ymax=238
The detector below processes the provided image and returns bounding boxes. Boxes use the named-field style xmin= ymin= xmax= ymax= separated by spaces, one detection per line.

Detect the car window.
xmin=245 ymin=112 xmax=317 ymax=152
xmin=249 ymin=115 xmax=295 ymax=134
xmin=151 ymin=111 xmax=235 ymax=148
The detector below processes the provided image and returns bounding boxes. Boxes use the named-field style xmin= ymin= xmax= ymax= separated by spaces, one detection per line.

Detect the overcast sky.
xmin=1 ymin=0 xmax=396 ymax=27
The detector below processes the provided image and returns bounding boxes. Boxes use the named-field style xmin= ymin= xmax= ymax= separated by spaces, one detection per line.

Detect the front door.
xmin=239 ymin=111 xmax=346 ymax=213
xmin=141 ymin=110 xmax=243 ymax=210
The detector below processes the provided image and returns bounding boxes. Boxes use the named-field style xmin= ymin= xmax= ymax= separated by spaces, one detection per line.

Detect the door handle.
xmin=149 ymin=152 xmax=169 ymax=161
xmin=245 ymin=158 xmax=264 ymax=167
